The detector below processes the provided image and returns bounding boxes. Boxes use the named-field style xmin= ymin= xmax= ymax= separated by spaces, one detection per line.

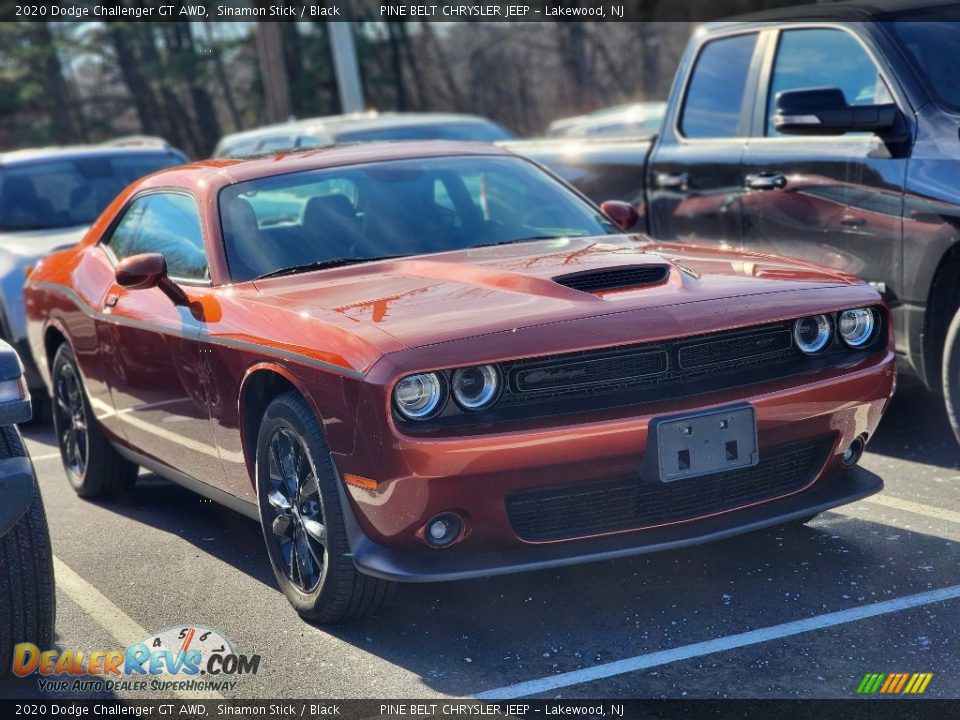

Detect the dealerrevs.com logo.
xmin=11 ymin=625 xmax=260 ymax=693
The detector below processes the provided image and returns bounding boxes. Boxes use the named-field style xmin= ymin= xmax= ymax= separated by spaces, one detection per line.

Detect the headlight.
xmin=793 ymin=314 xmax=833 ymax=355
xmin=394 ymin=373 xmax=445 ymax=420
xmin=838 ymin=307 xmax=876 ymax=348
xmin=451 ymin=365 xmax=501 ymax=411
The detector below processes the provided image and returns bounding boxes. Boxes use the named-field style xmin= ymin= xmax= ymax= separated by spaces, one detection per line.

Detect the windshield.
xmin=885 ymin=13 xmax=960 ymax=113
xmin=219 ymin=155 xmax=618 ymax=282
xmin=333 ymin=121 xmax=515 ymax=144
xmin=0 ymin=153 xmax=183 ymax=231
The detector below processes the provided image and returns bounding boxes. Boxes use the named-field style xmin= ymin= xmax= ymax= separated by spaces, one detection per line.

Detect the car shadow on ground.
xmin=323 ymin=515 xmax=959 ymax=697
xmin=867 ymin=384 xmax=960 ymax=471
xmin=94 ymin=472 xmax=957 ymax=697
xmin=89 ymin=473 xmax=277 ymax=589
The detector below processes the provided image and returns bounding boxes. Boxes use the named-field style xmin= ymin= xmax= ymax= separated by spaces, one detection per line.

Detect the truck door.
xmin=739 ymin=26 xmax=909 ymax=302
xmin=647 ymin=29 xmax=765 ymax=247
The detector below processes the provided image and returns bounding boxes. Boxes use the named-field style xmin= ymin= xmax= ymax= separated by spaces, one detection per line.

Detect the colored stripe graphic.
xmin=857 ymin=672 xmax=932 ymax=694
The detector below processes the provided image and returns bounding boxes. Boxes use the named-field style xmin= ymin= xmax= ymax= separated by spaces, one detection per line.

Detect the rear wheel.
xmin=0 ymin=426 xmax=55 ymax=671
xmin=943 ymin=307 xmax=960 ymax=449
xmin=51 ymin=344 xmax=137 ymax=498
xmin=256 ymin=391 xmax=394 ymax=623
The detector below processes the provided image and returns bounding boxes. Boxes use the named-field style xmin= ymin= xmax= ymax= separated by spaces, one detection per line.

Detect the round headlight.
xmin=793 ymin=314 xmax=833 ymax=355
xmin=394 ymin=373 xmax=445 ymax=420
xmin=838 ymin=307 xmax=876 ymax=348
xmin=451 ymin=365 xmax=501 ymax=411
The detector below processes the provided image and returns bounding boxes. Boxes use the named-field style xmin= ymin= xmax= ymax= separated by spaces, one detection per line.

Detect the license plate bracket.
xmin=643 ymin=403 xmax=758 ymax=483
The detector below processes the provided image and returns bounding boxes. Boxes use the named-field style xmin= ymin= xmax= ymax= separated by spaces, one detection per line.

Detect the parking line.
xmin=473 ymin=583 xmax=960 ymax=699
xmin=29 ymin=451 xmax=61 ymax=462
xmin=53 ymin=557 xmax=224 ymax=700
xmin=864 ymin=494 xmax=960 ymax=526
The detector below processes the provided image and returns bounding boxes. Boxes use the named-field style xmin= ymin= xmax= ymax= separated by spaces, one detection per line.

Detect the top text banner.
xmin=0 ymin=0 xmax=804 ymax=23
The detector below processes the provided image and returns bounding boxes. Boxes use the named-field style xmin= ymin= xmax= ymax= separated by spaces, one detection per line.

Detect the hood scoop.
xmin=553 ymin=264 xmax=670 ymax=294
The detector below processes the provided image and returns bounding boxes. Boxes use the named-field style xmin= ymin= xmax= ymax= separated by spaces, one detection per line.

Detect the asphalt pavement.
xmin=2 ymin=383 xmax=959 ymax=701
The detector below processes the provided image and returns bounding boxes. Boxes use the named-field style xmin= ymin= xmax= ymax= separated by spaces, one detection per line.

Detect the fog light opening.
xmin=841 ymin=436 xmax=866 ymax=469
xmin=425 ymin=514 xmax=462 ymax=547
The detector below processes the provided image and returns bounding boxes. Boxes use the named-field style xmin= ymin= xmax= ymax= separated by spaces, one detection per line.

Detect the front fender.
xmin=0 ymin=454 xmax=37 ymax=537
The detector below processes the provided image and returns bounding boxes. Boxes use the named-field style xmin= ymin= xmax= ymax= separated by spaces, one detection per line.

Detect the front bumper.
xmin=345 ymin=463 xmax=881 ymax=582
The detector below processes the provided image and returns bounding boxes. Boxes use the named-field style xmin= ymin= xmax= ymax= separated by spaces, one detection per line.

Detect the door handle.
xmin=745 ymin=173 xmax=787 ymax=191
xmin=104 ymin=294 xmax=119 ymax=309
xmin=841 ymin=215 xmax=866 ymax=229
xmin=656 ymin=172 xmax=689 ymax=191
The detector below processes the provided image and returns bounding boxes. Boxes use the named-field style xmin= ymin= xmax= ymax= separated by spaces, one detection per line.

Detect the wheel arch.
xmin=238 ymin=363 xmax=326 ymax=489
xmin=923 ymin=240 xmax=960 ymax=393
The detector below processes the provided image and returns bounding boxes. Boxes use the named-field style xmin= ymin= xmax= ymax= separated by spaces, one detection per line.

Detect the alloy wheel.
xmin=55 ymin=362 xmax=88 ymax=477
xmin=265 ymin=427 xmax=328 ymax=592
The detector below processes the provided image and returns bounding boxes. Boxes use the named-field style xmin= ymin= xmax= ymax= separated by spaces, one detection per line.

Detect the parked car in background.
xmin=26 ymin=141 xmax=891 ymax=623
xmin=0 ymin=340 xmax=53 ymax=671
xmin=545 ymin=101 xmax=666 ymax=139
xmin=0 ymin=143 xmax=187 ymax=418
xmin=506 ymin=1 xmax=960 ymax=444
xmin=212 ymin=111 xmax=516 ymax=158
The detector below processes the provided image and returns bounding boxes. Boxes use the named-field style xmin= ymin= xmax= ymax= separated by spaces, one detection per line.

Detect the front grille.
xmin=553 ymin=265 xmax=669 ymax=294
xmin=497 ymin=321 xmax=801 ymax=407
xmin=505 ymin=438 xmax=832 ymax=541
xmin=395 ymin=308 xmax=886 ymax=432
xmin=678 ymin=328 xmax=793 ymax=370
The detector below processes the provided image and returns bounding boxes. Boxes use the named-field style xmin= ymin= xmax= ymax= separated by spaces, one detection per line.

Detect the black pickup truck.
xmin=507 ymin=2 xmax=960 ymax=442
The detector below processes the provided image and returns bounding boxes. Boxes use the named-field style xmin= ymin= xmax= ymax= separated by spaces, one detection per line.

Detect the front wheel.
xmin=943 ymin=307 xmax=960 ymax=449
xmin=0 ymin=426 xmax=55 ymax=671
xmin=256 ymin=391 xmax=393 ymax=623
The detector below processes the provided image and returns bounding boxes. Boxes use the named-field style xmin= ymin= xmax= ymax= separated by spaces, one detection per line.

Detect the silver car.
xmin=0 ymin=144 xmax=187 ymax=417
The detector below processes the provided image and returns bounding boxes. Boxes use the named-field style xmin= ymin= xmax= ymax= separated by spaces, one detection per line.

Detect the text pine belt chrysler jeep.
xmin=25 ymin=142 xmax=893 ymax=623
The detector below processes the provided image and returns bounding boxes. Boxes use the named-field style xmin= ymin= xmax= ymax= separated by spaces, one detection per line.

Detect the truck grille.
xmin=505 ymin=438 xmax=832 ymax=542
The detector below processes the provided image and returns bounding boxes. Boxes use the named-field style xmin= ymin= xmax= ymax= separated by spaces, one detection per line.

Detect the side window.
xmin=680 ymin=33 xmax=758 ymax=139
xmin=105 ymin=193 xmax=208 ymax=281
xmin=767 ymin=28 xmax=892 ymax=136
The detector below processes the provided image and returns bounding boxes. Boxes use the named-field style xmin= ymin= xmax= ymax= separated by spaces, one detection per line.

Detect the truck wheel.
xmin=51 ymin=344 xmax=137 ymax=498
xmin=256 ymin=391 xmax=394 ymax=623
xmin=0 ymin=426 xmax=55 ymax=672
xmin=943 ymin=307 xmax=960 ymax=449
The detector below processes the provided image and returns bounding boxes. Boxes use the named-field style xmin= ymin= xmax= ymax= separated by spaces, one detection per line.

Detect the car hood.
xmin=251 ymin=235 xmax=861 ymax=351
xmin=0 ymin=225 xmax=89 ymax=258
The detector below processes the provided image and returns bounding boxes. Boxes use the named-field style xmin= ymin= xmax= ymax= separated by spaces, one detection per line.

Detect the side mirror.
xmin=774 ymin=87 xmax=898 ymax=136
xmin=115 ymin=253 xmax=188 ymax=305
xmin=116 ymin=253 xmax=166 ymax=290
xmin=600 ymin=200 xmax=640 ymax=232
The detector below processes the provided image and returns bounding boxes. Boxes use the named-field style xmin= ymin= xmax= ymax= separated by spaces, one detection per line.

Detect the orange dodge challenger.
xmin=24 ymin=142 xmax=894 ymax=622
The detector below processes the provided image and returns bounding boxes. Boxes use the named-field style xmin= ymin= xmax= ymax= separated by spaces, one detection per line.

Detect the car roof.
xmin=217 ymin=112 xmax=501 ymax=149
xmin=718 ymin=0 xmax=957 ymax=22
xmin=141 ymin=140 xmax=516 ymax=190
xmin=0 ymin=144 xmax=182 ymax=167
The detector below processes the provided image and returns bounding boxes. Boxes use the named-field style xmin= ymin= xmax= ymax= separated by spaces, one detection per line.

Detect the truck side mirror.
xmin=774 ymin=87 xmax=898 ymax=136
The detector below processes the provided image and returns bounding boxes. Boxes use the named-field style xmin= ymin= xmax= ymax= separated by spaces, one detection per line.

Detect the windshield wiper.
xmin=470 ymin=235 xmax=567 ymax=249
xmin=255 ymin=256 xmax=398 ymax=280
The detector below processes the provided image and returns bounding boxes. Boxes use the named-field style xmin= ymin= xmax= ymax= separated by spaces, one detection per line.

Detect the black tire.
xmin=0 ymin=426 xmax=55 ymax=673
xmin=51 ymin=343 xmax=137 ymax=498
xmin=943 ymin=307 xmax=960 ymax=448
xmin=256 ymin=391 xmax=394 ymax=623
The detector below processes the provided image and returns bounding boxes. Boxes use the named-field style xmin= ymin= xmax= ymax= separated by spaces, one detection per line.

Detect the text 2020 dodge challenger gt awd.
xmin=24 ymin=142 xmax=894 ymax=622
